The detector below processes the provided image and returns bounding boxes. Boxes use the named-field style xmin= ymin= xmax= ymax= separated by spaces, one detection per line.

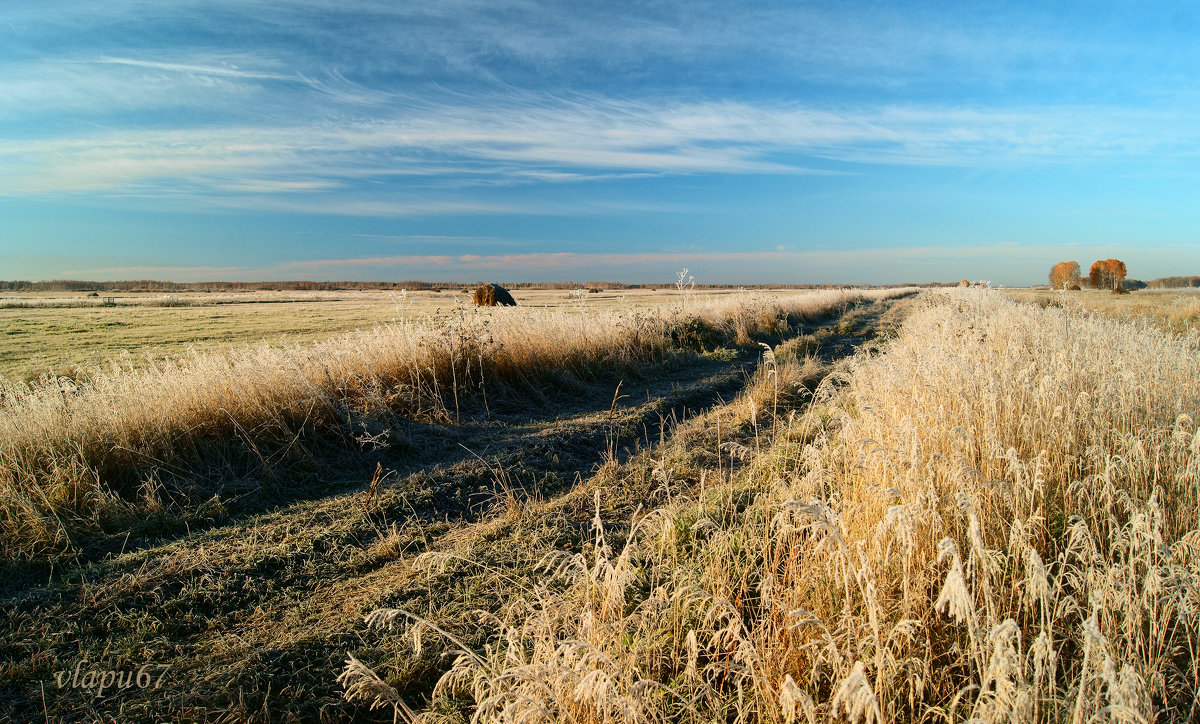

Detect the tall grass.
xmin=1012 ymin=288 xmax=1200 ymax=335
xmin=352 ymin=289 xmax=1200 ymax=722
xmin=0 ymin=289 xmax=896 ymax=562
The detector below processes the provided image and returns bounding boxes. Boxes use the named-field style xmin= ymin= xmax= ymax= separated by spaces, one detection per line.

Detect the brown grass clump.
xmin=353 ymin=288 xmax=1200 ymax=722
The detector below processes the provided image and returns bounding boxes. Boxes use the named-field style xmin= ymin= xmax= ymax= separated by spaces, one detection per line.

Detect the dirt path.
xmin=0 ymin=295 xmax=913 ymax=723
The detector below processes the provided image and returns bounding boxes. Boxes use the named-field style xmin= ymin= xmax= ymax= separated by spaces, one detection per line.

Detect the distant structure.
xmin=473 ymin=283 xmax=518 ymax=307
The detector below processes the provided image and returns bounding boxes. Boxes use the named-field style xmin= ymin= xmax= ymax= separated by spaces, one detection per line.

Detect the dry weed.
xmin=0 ymin=289 xmax=906 ymax=561
xmin=354 ymin=289 xmax=1200 ymax=722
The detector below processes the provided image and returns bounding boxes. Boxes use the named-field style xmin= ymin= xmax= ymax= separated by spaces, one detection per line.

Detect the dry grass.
xmin=1005 ymin=287 xmax=1200 ymax=335
xmin=0 ymin=288 xmax=727 ymax=382
xmin=0 ymin=288 xmax=899 ymax=563
xmin=351 ymin=288 xmax=1200 ymax=722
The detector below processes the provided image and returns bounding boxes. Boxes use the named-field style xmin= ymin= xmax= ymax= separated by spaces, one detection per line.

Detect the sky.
xmin=2 ymin=1 xmax=1199 ymax=285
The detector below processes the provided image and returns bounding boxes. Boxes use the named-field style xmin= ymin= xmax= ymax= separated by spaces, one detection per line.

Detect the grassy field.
xmin=0 ymin=287 xmax=737 ymax=382
xmin=1004 ymin=286 xmax=1200 ymax=333
xmin=1 ymin=288 xmax=896 ymax=561
xmin=3 ymin=286 xmax=1198 ymax=723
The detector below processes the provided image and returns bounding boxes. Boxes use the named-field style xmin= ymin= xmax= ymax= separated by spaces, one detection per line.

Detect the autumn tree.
xmin=1049 ymin=261 xmax=1081 ymax=290
xmin=1088 ymin=259 xmax=1127 ymax=290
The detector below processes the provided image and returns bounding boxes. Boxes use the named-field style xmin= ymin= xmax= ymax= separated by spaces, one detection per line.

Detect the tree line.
xmin=1048 ymin=259 xmax=1133 ymax=292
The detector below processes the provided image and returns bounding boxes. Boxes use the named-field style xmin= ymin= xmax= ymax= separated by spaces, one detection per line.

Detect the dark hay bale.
xmin=473 ymin=283 xmax=518 ymax=307
xmin=1068 ymin=284 xmax=1082 ymax=291
xmin=588 ymin=287 xmax=601 ymax=293
xmin=1112 ymin=285 xmax=1130 ymax=295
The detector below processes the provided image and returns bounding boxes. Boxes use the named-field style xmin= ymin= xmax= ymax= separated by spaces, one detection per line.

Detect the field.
xmin=1003 ymin=287 xmax=1200 ymax=334
xmin=0 ymin=288 xmax=706 ymax=382
xmin=2 ymin=286 xmax=1199 ymax=723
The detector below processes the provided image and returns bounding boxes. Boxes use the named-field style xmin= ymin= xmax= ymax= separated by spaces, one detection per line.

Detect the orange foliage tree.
xmin=1089 ymin=259 xmax=1127 ymax=290
xmin=1049 ymin=261 xmax=1081 ymax=290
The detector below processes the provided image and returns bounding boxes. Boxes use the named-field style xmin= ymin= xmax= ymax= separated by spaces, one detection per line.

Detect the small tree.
xmin=1049 ymin=261 xmax=1081 ymax=290
xmin=1088 ymin=259 xmax=1127 ymax=290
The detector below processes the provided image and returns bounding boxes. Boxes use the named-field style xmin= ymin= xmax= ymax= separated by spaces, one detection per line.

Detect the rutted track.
xmin=0 ymin=294 xmax=914 ymax=723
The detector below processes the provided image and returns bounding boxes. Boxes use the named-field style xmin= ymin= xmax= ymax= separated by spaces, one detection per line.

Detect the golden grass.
xmin=0 ymin=287 xmax=736 ymax=382
xmin=1005 ymin=287 xmax=1200 ymax=335
xmin=353 ymin=288 xmax=1200 ymax=722
xmin=0 ymin=288 xmax=900 ymax=563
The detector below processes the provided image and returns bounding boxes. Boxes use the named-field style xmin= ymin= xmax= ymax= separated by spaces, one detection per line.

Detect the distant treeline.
xmin=0 ymin=279 xmax=933 ymax=292
xmin=1147 ymin=276 xmax=1200 ymax=288
xmin=0 ymin=280 xmax=459 ymax=292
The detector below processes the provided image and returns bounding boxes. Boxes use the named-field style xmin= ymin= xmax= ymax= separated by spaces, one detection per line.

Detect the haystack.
xmin=473 ymin=283 xmax=518 ymax=307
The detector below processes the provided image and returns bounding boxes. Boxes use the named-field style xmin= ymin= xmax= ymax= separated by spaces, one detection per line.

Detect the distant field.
xmin=2 ymin=287 xmax=890 ymax=560
xmin=0 ymin=287 xmax=768 ymax=381
xmin=1004 ymin=286 xmax=1200 ymax=333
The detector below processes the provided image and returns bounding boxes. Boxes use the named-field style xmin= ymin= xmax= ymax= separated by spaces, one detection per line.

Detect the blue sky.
xmin=2 ymin=1 xmax=1199 ymax=285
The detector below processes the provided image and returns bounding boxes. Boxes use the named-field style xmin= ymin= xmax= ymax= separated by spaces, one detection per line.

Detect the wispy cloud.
xmin=4 ymin=1 xmax=1197 ymax=214
xmin=86 ymin=56 xmax=292 ymax=80
xmin=5 ymin=1 xmax=1199 ymax=282
xmin=3 ymin=96 xmax=1195 ymax=214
